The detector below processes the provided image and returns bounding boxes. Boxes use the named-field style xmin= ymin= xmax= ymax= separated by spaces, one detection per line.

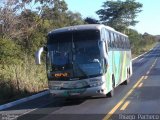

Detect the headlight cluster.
xmin=49 ymin=83 xmax=61 ymax=90
xmin=89 ymin=81 xmax=104 ymax=87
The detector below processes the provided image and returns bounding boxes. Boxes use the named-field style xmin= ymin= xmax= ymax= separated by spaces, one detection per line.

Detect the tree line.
xmin=0 ymin=0 xmax=156 ymax=104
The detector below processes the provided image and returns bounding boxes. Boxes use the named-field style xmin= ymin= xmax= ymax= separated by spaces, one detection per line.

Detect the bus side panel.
xmin=112 ymin=50 xmax=122 ymax=87
xmin=107 ymin=50 xmax=132 ymax=88
xmin=120 ymin=50 xmax=132 ymax=84
xmin=105 ymin=50 xmax=113 ymax=93
xmin=125 ymin=50 xmax=132 ymax=77
xmin=121 ymin=50 xmax=125 ymax=83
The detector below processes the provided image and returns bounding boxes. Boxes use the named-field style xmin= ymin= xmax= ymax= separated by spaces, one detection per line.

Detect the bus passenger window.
xmin=114 ymin=33 xmax=118 ymax=49
xmin=126 ymin=38 xmax=130 ymax=49
xmin=123 ymin=37 xmax=125 ymax=49
xmin=108 ymin=32 xmax=113 ymax=48
xmin=123 ymin=38 xmax=126 ymax=49
xmin=117 ymin=35 xmax=121 ymax=49
xmin=110 ymin=32 xmax=115 ymax=49
xmin=119 ymin=36 xmax=123 ymax=49
xmin=105 ymin=29 xmax=111 ymax=49
xmin=125 ymin=38 xmax=128 ymax=49
xmin=122 ymin=37 xmax=125 ymax=49
xmin=101 ymin=28 xmax=105 ymax=41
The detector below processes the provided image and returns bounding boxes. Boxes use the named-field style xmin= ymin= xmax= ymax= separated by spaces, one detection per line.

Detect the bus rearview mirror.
xmin=99 ymin=41 xmax=109 ymax=67
xmin=35 ymin=47 xmax=44 ymax=64
xmin=99 ymin=41 xmax=107 ymax=59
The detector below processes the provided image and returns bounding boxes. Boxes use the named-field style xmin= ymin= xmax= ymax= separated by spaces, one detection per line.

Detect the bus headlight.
xmin=49 ymin=82 xmax=62 ymax=90
xmin=90 ymin=81 xmax=104 ymax=87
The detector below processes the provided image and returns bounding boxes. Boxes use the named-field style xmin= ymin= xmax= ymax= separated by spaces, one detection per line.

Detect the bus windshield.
xmin=47 ymin=30 xmax=103 ymax=80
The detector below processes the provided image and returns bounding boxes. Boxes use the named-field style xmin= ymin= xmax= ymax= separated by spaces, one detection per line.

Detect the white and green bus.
xmin=35 ymin=24 xmax=132 ymax=97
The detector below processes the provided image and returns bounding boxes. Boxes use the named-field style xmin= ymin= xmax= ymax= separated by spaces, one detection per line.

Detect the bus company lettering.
xmin=54 ymin=73 xmax=69 ymax=77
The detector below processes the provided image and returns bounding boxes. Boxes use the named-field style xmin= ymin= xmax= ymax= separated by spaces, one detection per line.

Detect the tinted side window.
xmin=101 ymin=28 xmax=108 ymax=52
xmin=105 ymin=29 xmax=111 ymax=49
xmin=123 ymin=37 xmax=126 ymax=49
xmin=128 ymin=38 xmax=131 ymax=49
xmin=125 ymin=38 xmax=128 ymax=49
xmin=114 ymin=33 xmax=118 ymax=49
xmin=101 ymin=28 xmax=105 ymax=41
xmin=122 ymin=37 xmax=125 ymax=49
xmin=126 ymin=38 xmax=130 ymax=49
xmin=117 ymin=35 xmax=121 ymax=49
xmin=108 ymin=31 xmax=113 ymax=48
xmin=110 ymin=32 xmax=115 ymax=48
xmin=119 ymin=36 xmax=123 ymax=49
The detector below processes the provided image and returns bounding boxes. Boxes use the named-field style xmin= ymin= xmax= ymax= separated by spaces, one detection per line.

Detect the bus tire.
xmin=124 ymin=68 xmax=130 ymax=85
xmin=106 ymin=75 xmax=115 ymax=97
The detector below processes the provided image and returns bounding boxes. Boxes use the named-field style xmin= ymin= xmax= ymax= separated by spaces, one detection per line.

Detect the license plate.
xmin=68 ymin=90 xmax=81 ymax=96
xmin=69 ymin=93 xmax=80 ymax=96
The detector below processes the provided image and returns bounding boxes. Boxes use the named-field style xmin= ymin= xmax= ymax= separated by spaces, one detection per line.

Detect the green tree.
xmin=0 ymin=38 xmax=22 ymax=65
xmin=39 ymin=0 xmax=84 ymax=29
xmin=66 ymin=11 xmax=84 ymax=26
xmin=96 ymin=0 xmax=142 ymax=32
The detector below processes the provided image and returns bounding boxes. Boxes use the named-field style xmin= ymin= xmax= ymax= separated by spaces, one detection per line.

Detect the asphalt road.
xmin=1 ymin=44 xmax=160 ymax=120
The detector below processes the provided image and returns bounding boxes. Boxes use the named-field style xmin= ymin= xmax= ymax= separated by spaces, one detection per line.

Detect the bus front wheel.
xmin=106 ymin=75 xmax=115 ymax=97
xmin=124 ymin=68 xmax=130 ymax=85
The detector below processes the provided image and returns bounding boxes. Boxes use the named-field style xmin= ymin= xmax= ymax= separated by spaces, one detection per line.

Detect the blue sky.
xmin=64 ymin=0 xmax=160 ymax=35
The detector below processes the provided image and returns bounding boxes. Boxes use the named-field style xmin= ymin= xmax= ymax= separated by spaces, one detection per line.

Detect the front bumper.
xmin=49 ymin=86 xmax=107 ymax=97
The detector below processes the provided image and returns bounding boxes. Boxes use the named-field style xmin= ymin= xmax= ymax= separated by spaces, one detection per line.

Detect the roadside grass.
xmin=0 ymin=56 xmax=48 ymax=105
xmin=132 ymin=42 xmax=156 ymax=58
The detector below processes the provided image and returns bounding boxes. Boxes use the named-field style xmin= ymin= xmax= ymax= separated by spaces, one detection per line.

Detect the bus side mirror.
xmin=99 ymin=41 xmax=107 ymax=59
xmin=99 ymin=41 xmax=108 ymax=65
xmin=35 ymin=47 xmax=44 ymax=64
